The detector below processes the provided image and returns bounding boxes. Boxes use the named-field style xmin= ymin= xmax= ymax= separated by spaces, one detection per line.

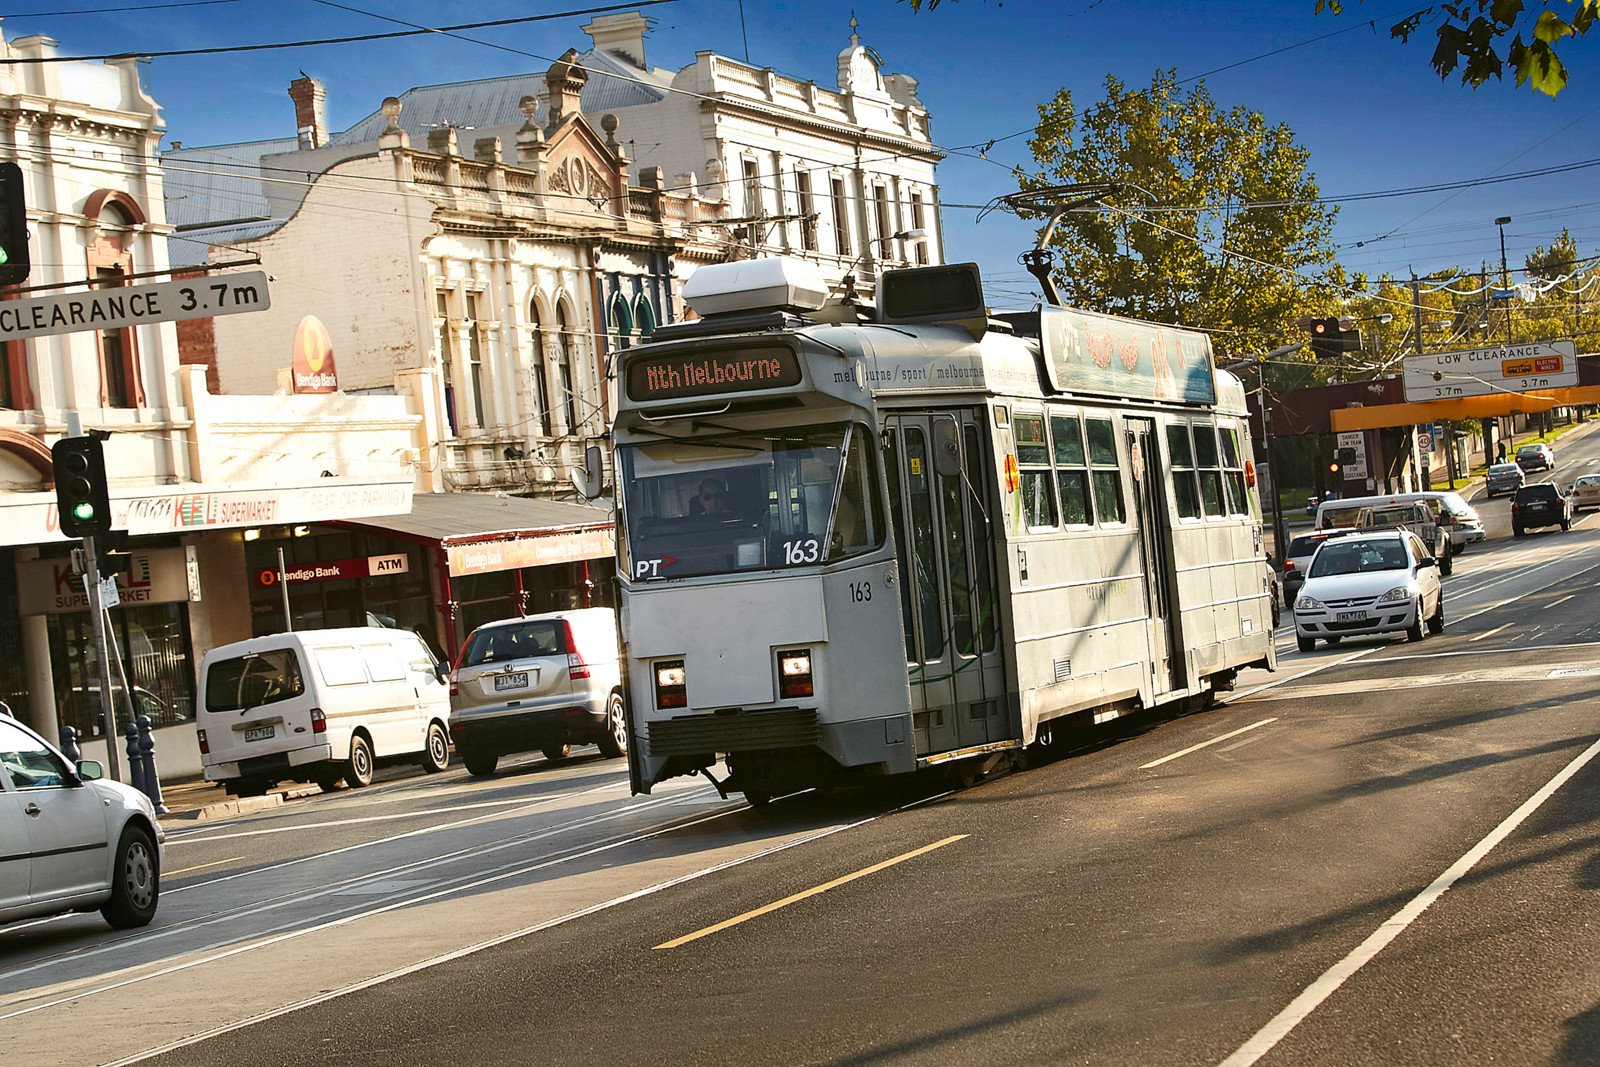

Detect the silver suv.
xmin=449 ymin=608 xmax=627 ymax=777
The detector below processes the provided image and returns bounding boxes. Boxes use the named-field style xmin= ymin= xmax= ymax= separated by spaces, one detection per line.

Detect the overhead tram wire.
xmin=5 ymin=0 xmax=239 ymax=14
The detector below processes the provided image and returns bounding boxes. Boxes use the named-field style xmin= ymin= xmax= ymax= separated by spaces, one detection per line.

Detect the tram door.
xmin=883 ymin=412 xmax=1006 ymax=756
xmin=1126 ymin=417 xmax=1185 ymax=695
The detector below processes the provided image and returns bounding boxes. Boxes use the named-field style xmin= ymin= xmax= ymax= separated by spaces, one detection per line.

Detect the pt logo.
xmin=633 ymin=555 xmax=677 ymax=579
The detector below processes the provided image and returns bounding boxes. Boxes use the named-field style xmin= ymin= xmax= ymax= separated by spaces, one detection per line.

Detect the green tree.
xmin=1319 ymin=0 xmax=1597 ymax=96
xmin=1016 ymin=70 xmax=1343 ymax=364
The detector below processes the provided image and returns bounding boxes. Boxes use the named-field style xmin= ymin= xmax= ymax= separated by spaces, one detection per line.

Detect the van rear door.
xmin=200 ymin=645 xmax=316 ymax=768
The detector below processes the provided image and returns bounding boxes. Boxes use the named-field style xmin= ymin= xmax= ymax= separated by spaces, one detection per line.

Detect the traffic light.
xmin=0 ymin=162 xmax=29 ymax=286
xmin=52 ymin=435 xmax=112 ymax=538
xmin=1329 ymin=460 xmax=1342 ymax=478
xmin=1304 ymin=316 xmax=1363 ymax=360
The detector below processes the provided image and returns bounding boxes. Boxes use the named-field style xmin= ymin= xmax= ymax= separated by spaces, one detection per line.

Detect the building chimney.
xmin=288 ymin=75 xmax=328 ymax=149
xmin=581 ymin=11 xmax=650 ymax=69
xmin=544 ymin=50 xmax=588 ymax=132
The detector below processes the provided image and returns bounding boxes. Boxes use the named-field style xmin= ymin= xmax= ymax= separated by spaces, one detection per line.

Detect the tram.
xmin=585 ymin=257 xmax=1276 ymax=804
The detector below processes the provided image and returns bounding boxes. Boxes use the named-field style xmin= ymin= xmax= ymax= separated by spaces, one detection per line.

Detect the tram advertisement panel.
xmin=1039 ymin=307 xmax=1216 ymax=405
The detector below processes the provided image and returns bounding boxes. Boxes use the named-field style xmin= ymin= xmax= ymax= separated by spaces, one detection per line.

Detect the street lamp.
xmin=1495 ymin=215 xmax=1513 ymax=346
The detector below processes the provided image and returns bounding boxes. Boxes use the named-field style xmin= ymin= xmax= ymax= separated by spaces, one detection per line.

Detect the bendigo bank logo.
xmin=291 ymin=315 xmax=339 ymax=394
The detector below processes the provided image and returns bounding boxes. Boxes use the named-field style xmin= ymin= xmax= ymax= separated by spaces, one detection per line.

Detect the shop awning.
xmin=340 ymin=492 xmax=616 ymax=576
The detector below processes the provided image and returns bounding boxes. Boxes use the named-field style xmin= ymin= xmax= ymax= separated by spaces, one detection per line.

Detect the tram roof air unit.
xmin=682 ymin=257 xmax=830 ymax=317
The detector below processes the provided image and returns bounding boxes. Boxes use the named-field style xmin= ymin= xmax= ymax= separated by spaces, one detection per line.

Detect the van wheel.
xmin=100 ymin=825 xmax=159 ymax=929
xmin=462 ymin=747 xmax=498 ymax=778
xmin=345 ymin=734 xmax=374 ymax=788
xmin=597 ymin=691 xmax=628 ymax=759
xmin=421 ymin=722 xmax=450 ymax=773
xmin=542 ymin=743 xmax=571 ymax=763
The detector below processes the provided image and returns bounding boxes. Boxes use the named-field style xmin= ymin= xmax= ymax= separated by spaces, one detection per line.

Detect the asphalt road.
xmin=4 ymin=433 xmax=1600 ymax=1066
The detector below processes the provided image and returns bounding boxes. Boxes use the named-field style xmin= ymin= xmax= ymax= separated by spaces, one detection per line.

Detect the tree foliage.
xmin=1319 ymin=0 xmax=1597 ymax=96
xmin=1017 ymin=71 xmax=1343 ymax=363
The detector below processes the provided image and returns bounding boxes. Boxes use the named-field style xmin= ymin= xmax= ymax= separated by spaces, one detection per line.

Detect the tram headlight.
xmin=778 ymin=648 xmax=814 ymax=699
xmin=655 ymin=660 xmax=687 ymax=709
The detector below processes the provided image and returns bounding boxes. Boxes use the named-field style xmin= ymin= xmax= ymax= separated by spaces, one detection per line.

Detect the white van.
xmin=1316 ymin=491 xmax=1485 ymax=550
xmin=197 ymin=627 xmax=451 ymax=796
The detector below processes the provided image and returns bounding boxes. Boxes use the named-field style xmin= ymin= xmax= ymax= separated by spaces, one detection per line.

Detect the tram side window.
xmin=1015 ymin=413 xmax=1057 ymax=529
xmin=1219 ymin=425 xmax=1252 ymax=517
xmin=1050 ymin=414 xmax=1092 ymax=526
xmin=1085 ymin=417 xmax=1125 ymax=524
xmin=1166 ymin=424 xmax=1202 ymax=520
xmin=1194 ymin=424 xmax=1226 ymax=518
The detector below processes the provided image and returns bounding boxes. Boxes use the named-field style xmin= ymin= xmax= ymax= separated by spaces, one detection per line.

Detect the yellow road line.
xmin=1471 ymin=623 xmax=1512 ymax=643
xmin=166 ymin=857 xmax=241 ymax=877
xmin=654 ymin=834 xmax=969 ymax=950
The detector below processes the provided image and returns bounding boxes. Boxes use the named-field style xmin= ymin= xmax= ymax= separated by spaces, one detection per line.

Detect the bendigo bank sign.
xmin=626 ymin=346 xmax=802 ymax=402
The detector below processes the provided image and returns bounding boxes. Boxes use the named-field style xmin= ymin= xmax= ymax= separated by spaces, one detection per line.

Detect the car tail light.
xmin=1283 ymin=560 xmax=1295 ymax=572
xmin=778 ymin=649 xmax=814 ymax=699
xmin=560 ymin=620 xmax=590 ymax=680
xmin=655 ymin=660 xmax=686 ymax=709
xmin=197 ymin=728 xmax=208 ymax=755
xmin=1511 ymin=502 xmax=1519 ymax=512
xmin=310 ymin=707 xmax=326 ymax=734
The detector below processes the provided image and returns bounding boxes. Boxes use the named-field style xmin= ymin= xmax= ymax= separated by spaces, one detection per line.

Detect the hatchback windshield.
xmin=1308 ymin=538 xmax=1410 ymax=577
xmin=618 ymin=421 xmax=881 ymax=579
xmin=1488 ymin=463 xmax=1520 ymax=475
xmin=1575 ymin=475 xmax=1600 ymax=487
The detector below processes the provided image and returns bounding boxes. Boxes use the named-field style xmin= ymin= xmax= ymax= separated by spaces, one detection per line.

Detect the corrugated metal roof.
xmin=162 ymin=139 xmax=298 ymax=229
xmin=344 ymin=491 xmax=613 ymax=543
xmin=166 ymin=220 xmax=285 ymax=267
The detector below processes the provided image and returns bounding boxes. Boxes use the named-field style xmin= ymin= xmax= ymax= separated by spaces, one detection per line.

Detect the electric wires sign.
xmin=1402 ymin=340 xmax=1577 ymax=401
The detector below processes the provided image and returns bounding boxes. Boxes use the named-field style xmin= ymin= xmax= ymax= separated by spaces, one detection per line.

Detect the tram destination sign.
xmin=1038 ymin=306 xmax=1216 ymax=405
xmin=0 ymin=271 xmax=272 ymax=343
xmin=1402 ymin=340 xmax=1577 ymax=401
xmin=626 ymin=345 xmax=802 ymax=402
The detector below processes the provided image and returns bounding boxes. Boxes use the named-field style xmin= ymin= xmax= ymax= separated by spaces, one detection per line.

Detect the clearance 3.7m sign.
xmin=1402 ymin=340 xmax=1577 ymax=401
xmin=0 ymin=271 xmax=271 ymax=342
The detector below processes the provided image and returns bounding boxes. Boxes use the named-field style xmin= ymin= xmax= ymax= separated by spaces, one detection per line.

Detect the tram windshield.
xmin=618 ymin=422 xmax=880 ymax=580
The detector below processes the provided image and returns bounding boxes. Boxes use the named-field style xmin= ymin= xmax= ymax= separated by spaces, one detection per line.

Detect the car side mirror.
xmin=75 ymin=759 xmax=104 ymax=781
xmin=435 ymin=665 xmax=449 ymax=686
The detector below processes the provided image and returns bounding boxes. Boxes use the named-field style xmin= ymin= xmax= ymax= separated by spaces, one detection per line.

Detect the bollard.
xmin=135 ymin=715 xmax=168 ymax=813
xmin=59 ymin=724 xmax=81 ymax=764
xmin=123 ymin=719 xmax=146 ymax=795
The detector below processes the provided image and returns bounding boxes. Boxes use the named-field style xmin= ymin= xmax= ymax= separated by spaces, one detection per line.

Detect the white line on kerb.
xmin=1218 ymin=732 xmax=1600 ymax=1067
xmin=1140 ymin=719 xmax=1277 ymax=770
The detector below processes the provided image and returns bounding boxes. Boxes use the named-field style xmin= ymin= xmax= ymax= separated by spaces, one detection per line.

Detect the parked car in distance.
xmin=0 ymin=715 xmax=163 ymax=929
xmin=1515 ymin=442 xmax=1555 ymax=472
xmin=1293 ymin=530 xmax=1444 ymax=652
xmin=1281 ymin=529 xmax=1352 ymax=608
xmin=1572 ymin=473 xmax=1600 ymax=512
xmin=1484 ymin=462 xmax=1526 ymax=497
xmin=1511 ymin=482 xmax=1572 ymax=536
xmin=1316 ymin=491 xmax=1485 ymax=551
xmin=449 ymin=608 xmax=627 ymax=778
xmin=197 ymin=627 xmax=452 ymax=797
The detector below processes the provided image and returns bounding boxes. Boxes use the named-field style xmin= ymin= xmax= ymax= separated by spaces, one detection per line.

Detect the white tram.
xmin=594 ymin=258 xmax=1276 ymax=803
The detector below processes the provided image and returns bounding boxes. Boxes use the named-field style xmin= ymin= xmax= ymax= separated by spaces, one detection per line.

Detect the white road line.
xmin=108 ymin=812 xmax=893 ymax=1066
xmin=1219 ymin=732 xmax=1600 ymax=1067
xmin=1470 ymin=623 xmax=1512 ymax=643
xmin=1550 ymin=594 xmax=1576 ymax=608
xmin=1140 ymin=719 xmax=1277 ymax=770
xmin=1362 ymin=639 xmax=1600 ymax=665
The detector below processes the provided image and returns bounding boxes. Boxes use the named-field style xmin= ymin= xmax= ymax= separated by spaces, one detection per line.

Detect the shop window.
xmin=795 ymin=169 xmax=818 ymax=251
xmin=434 ymin=289 xmax=459 ymax=435
xmin=830 ymin=176 xmax=851 ymax=257
xmin=49 ymin=601 xmax=196 ymax=739
xmin=527 ymin=299 xmax=553 ymax=436
xmin=465 ymin=291 xmax=488 ymax=429
xmin=557 ymin=303 xmax=581 ymax=434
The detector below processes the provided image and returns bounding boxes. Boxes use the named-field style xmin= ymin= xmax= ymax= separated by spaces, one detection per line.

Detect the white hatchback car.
xmin=1 ymin=714 xmax=164 ymax=929
xmin=1293 ymin=530 xmax=1444 ymax=652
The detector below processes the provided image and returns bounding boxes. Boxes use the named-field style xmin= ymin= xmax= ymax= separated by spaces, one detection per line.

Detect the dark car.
xmin=1511 ymin=482 xmax=1572 ymax=536
xmin=1484 ymin=462 xmax=1526 ymax=498
xmin=1515 ymin=443 xmax=1555 ymax=472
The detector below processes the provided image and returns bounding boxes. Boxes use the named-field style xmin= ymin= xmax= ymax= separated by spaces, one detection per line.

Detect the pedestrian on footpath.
xmin=1496 ymin=440 xmax=1507 ymax=463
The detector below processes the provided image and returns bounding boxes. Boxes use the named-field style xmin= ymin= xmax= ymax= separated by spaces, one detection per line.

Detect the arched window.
xmin=635 ymin=296 xmax=657 ymax=340
xmin=527 ymin=297 xmax=552 ymax=436
xmin=557 ymin=303 xmax=580 ymax=433
xmin=86 ymin=197 xmax=146 ymax=408
xmin=608 ymin=291 xmax=634 ymax=351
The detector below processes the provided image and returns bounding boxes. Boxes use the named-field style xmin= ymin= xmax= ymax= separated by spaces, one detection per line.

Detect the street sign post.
xmin=0 ymin=270 xmax=271 ymax=343
xmin=1402 ymin=341 xmax=1577 ymax=402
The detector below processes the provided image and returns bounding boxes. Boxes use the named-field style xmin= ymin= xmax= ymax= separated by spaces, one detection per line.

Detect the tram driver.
xmin=689 ymin=476 xmax=734 ymax=516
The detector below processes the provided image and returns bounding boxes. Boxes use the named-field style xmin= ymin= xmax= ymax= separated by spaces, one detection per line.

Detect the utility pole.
xmin=1411 ymin=271 xmax=1433 ymax=490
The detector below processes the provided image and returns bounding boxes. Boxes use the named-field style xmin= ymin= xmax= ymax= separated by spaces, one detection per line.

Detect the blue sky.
xmin=8 ymin=0 xmax=1596 ymax=313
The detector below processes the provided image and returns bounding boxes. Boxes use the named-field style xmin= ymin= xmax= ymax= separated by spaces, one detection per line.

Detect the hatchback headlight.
xmin=1375 ymin=586 xmax=1411 ymax=604
xmin=1294 ymin=595 xmax=1325 ymax=612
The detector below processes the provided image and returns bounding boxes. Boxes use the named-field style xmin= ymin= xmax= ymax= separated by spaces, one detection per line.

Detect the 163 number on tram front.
xmin=590 ymin=257 xmax=1276 ymax=806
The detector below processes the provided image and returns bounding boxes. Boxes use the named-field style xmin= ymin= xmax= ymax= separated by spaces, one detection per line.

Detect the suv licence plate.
xmin=1335 ymin=611 xmax=1367 ymax=623
xmin=244 ymin=725 xmax=275 ymax=742
xmin=494 ymin=671 xmax=529 ymax=692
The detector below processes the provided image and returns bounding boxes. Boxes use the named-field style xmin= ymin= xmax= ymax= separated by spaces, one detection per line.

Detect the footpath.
xmin=153 ymin=776 xmax=321 ymax=824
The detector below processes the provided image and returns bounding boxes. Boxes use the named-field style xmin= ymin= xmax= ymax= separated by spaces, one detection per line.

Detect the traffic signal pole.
xmin=81 ymin=533 xmax=122 ymax=783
